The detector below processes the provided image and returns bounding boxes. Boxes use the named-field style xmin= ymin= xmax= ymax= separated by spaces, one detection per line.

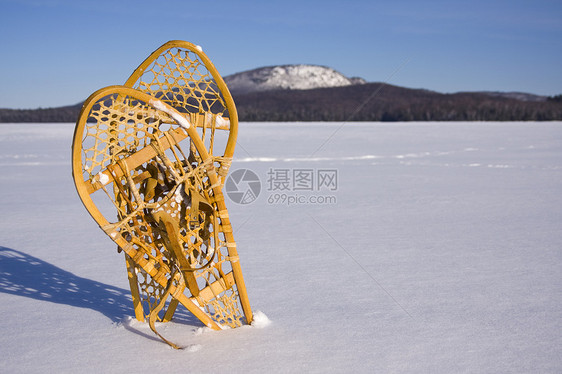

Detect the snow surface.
xmin=1 ymin=122 xmax=561 ymax=373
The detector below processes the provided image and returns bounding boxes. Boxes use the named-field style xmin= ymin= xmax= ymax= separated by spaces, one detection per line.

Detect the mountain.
xmin=223 ymin=64 xmax=365 ymax=94
xmin=1 ymin=65 xmax=560 ymax=122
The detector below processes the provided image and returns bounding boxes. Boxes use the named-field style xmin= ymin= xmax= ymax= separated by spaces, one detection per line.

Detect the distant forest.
xmin=1 ymin=83 xmax=561 ymax=122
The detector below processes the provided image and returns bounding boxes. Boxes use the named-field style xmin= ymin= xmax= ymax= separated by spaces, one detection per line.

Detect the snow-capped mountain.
xmin=224 ymin=65 xmax=366 ymax=94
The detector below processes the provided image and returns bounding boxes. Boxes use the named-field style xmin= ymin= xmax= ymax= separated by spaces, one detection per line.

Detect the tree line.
xmin=0 ymin=104 xmax=82 ymax=123
xmin=1 ymin=83 xmax=561 ymax=122
xmin=233 ymin=83 xmax=562 ymax=122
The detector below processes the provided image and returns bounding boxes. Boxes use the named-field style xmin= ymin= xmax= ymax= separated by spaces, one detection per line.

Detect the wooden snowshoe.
xmin=72 ymin=42 xmax=251 ymax=348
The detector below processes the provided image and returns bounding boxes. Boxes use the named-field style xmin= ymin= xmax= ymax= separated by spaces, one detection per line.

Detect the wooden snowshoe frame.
xmin=72 ymin=42 xmax=252 ymax=348
xmin=124 ymin=40 xmax=238 ymax=180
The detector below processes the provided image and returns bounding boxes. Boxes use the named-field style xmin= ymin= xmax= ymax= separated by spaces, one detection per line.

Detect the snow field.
xmin=0 ymin=122 xmax=561 ymax=373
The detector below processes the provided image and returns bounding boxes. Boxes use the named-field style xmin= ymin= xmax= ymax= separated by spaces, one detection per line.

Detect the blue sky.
xmin=1 ymin=0 xmax=561 ymax=109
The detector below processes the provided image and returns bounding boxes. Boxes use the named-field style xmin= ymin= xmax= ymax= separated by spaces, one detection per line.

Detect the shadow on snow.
xmin=0 ymin=246 xmax=200 ymax=326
